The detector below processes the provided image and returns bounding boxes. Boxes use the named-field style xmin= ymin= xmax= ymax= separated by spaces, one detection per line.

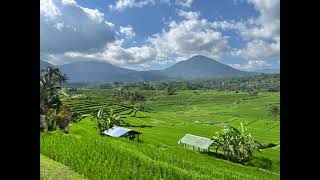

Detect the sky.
xmin=40 ymin=0 xmax=280 ymax=71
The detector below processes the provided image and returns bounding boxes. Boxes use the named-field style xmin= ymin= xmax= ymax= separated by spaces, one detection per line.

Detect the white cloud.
xmin=80 ymin=7 xmax=104 ymax=23
xmin=229 ymin=60 xmax=271 ymax=71
xmin=63 ymin=10 xmax=229 ymax=67
xmin=61 ymin=0 xmax=76 ymax=5
xmin=148 ymin=10 xmax=228 ymax=62
xmin=40 ymin=0 xmax=61 ymax=18
xmin=211 ymin=20 xmax=247 ymax=31
xmin=213 ymin=0 xmax=280 ymax=70
xmin=54 ymin=22 xmax=64 ymax=31
xmin=109 ymin=0 xmax=193 ymax=11
xmin=176 ymin=0 xmax=194 ymax=8
xmin=40 ymin=0 xmax=115 ymax=54
xmin=42 ymin=1 xmax=279 ymax=71
xmin=231 ymin=39 xmax=279 ymax=61
xmin=105 ymin=21 xmax=115 ymax=28
xmin=64 ymin=40 xmax=156 ymax=65
xmin=211 ymin=0 xmax=279 ymax=40
xmin=119 ymin=26 xmax=136 ymax=39
xmin=109 ymin=0 xmax=156 ymax=11
xmin=241 ymin=0 xmax=280 ymax=40
xmin=178 ymin=10 xmax=200 ymax=20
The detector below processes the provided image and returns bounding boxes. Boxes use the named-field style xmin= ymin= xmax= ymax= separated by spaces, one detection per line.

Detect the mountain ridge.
xmin=40 ymin=55 xmax=256 ymax=82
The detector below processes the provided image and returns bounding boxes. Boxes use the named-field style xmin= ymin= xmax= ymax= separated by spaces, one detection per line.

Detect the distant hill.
xmin=162 ymin=55 xmax=249 ymax=79
xmin=40 ymin=60 xmax=52 ymax=69
xmin=59 ymin=61 xmax=138 ymax=82
xmin=40 ymin=55 xmax=254 ymax=82
xmin=254 ymin=68 xmax=280 ymax=74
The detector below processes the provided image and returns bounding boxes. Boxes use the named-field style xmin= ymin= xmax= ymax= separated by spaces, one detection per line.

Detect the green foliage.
xmin=268 ymin=105 xmax=280 ymax=121
xmin=65 ymin=74 xmax=279 ymax=93
xmin=40 ymin=66 xmax=68 ymax=111
xmin=41 ymin=90 xmax=280 ymax=179
xmin=112 ymin=90 xmax=145 ymax=104
xmin=41 ymin=118 xmax=279 ymax=180
xmin=100 ymin=74 xmax=279 ymax=92
xmin=248 ymin=89 xmax=258 ymax=96
xmin=47 ymin=94 xmax=62 ymax=111
xmin=166 ymin=85 xmax=176 ymax=95
xmin=129 ymin=91 xmax=145 ymax=104
xmin=57 ymin=104 xmax=73 ymax=133
xmin=44 ymin=109 xmax=59 ymax=131
xmin=40 ymin=66 xmax=70 ymax=132
xmin=96 ymin=108 xmax=127 ymax=135
xmin=212 ymin=124 xmax=261 ymax=162
xmin=42 ymin=104 xmax=74 ymax=133
xmin=66 ymin=88 xmax=78 ymax=97
xmin=130 ymin=103 xmax=145 ymax=117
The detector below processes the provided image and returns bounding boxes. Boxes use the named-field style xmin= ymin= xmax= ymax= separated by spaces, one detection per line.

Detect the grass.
xmin=41 ymin=89 xmax=280 ymax=179
xmin=40 ymin=154 xmax=87 ymax=180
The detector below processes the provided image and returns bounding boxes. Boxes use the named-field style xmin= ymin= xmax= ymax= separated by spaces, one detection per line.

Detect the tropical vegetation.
xmin=41 ymin=88 xmax=280 ymax=179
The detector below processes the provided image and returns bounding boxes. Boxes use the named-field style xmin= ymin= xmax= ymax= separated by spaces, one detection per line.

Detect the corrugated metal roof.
xmin=178 ymin=134 xmax=214 ymax=150
xmin=103 ymin=126 xmax=141 ymax=137
xmin=103 ymin=126 xmax=132 ymax=137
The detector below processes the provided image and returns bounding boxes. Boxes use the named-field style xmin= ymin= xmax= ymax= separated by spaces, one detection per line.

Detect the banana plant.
xmin=96 ymin=107 xmax=128 ymax=135
xmin=211 ymin=123 xmax=260 ymax=162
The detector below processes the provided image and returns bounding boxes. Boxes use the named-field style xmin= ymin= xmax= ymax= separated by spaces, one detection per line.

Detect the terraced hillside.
xmin=40 ymin=89 xmax=280 ymax=179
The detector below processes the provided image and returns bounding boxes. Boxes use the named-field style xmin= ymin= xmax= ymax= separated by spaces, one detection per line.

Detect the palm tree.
xmin=269 ymin=105 xmax=280 ymax=121
xmin=40 ymin=66 xmax=68 ymax=111
xmin=40 ymin=66 xmax=68 ymax=132
xmin=128 ymin=103 xmax=144 ymax=117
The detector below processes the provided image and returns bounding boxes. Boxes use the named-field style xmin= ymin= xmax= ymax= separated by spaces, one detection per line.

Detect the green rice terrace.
xmin=40 ymin=89 xmax=280 ymax=179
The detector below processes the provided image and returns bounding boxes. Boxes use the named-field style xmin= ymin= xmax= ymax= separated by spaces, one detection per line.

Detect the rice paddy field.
xmin=40 ymin=89 xmax=280 ymax=179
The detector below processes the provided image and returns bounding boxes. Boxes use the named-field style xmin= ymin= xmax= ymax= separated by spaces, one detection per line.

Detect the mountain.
xmin=162 ymin=55 xmax=249 ymax=79
xmin=254 ymin=68 xmax=280 ymax=74
xmin=40 ymin=59 xmax=52 ymax=69
xmin=40 ymin=55 xmax=253 ymax=82
xmin=59 ymin=61 xmax=138 ymax=82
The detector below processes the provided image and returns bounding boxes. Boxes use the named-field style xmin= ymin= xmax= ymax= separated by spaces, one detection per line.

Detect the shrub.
xmin=45 ymin=109 xmax=59 ymax=131
xmin=57 ymin=104 xmax=72 ymax=133
xmin=166 ymin=86 xmax=176 ymax=95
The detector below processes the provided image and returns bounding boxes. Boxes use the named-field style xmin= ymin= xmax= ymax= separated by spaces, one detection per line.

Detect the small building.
xmin=103 ymin=126 xmax=141 ymax=140
xmin=178 ymin=134 xmax=214 ymax=152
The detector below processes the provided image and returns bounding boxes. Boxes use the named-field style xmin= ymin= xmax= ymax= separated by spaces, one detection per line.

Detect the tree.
xmin=166 ymin=85 xmax=176 ymax=95
xmin=211 ymin=123 xmax=261 ymax=162
xmin=67 ymin=88 xmax=78 ymax=96
xmin=112 ymin=90 xmax=123 ymax=103
xmin=129 ymin=91 xmax=145 ymax=104
xmin=269 ymin=105 xmax=280 ymax=121
xmin=129 ymin=103 xmax=145 ymax=117
xmin=40 ymin=66 xmax=69 ymax=132
xmin=40 ymin=66 xmax=68 ymax=112
xmin=248 ymin=89 xmax=258 ymax=96
xmin=96 ymin=108 xmax=128 ymax=135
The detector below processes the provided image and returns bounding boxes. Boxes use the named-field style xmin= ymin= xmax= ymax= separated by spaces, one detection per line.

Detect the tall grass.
xmin=40 ymin=130 xmax=278 ymax=180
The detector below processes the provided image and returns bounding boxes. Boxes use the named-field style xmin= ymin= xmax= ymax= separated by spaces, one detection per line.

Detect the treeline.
xmin=64 ymin=74 xmax=279 ymax=92
xmin=103 ymin=74 xmax=280 ymax=92
xmin=113 ymin=90 xmax=145 ymax=104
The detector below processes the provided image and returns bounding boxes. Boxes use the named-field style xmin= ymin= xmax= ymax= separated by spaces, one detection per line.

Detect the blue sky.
xmin=40 ymin=0 xmax=280 ymax=71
